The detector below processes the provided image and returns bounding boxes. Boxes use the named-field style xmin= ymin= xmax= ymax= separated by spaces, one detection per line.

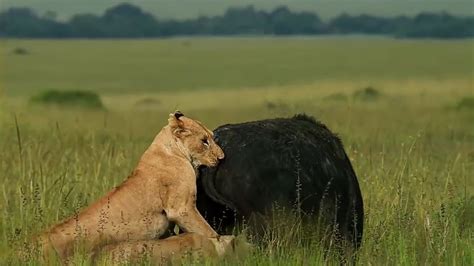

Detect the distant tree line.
xmin=1 ymin=4 xmax=473 ymax=38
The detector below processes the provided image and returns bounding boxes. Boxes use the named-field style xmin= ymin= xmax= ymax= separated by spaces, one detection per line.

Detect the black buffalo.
xmin=196 ymin=114 xmax=364 ymax=249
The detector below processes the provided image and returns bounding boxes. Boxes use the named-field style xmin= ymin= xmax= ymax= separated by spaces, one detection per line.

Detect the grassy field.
xmin=2 ymin=37 xmax=473 ymax=95
xmin=0 ymin=37 xmax=473 ymax=265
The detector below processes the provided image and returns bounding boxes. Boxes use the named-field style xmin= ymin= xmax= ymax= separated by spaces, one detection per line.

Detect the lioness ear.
xmin=168 ymin=111 xmax=188 ymax=136
xmin=174 ymin=111 xmax=184 ymax=119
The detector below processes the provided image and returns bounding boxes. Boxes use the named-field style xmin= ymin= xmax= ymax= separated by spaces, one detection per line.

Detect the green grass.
xmin=0 ymin=37 xmax=473 ymax=265
xmin=29 ymin=90 xmax=105 ymax=109
xmin=2 ymin=37 xmax=473 ymax=95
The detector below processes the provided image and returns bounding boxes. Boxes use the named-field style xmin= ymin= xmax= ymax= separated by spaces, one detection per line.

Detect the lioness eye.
xmin=202 ymin=138 xmax=209 ymax=146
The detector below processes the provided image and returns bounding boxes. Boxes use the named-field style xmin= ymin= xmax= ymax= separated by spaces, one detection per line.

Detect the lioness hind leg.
xmin=95 ymin=233 xmax=235 ymax=265
xmin=110 ymin=212 xmax=170 ymax=242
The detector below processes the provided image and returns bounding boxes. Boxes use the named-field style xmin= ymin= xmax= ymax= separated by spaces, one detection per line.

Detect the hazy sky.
xmin=2 ymin=0 xmax=473 ymax=21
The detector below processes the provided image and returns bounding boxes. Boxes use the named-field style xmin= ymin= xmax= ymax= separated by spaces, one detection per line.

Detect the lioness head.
xmin=168 ymin=111 xmax=224 ymax=168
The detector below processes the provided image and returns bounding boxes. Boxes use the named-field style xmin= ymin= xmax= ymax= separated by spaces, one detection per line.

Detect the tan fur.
xmin=36 ymin=112 xmax=224 ymax=262
xmin=94 ymin=233 xmax=236 ymax=265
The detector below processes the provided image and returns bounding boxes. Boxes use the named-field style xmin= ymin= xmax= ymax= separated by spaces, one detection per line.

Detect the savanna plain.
xmin=0 ymin=37 xmax=473 ymax=265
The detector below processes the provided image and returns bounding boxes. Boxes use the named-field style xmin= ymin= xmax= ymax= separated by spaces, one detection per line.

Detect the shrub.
xmin=134 ymin=97 xmax=160 ymax=109
xmin=353 ymin=86 xmax=381 ymax=101
xmin=264 ymin=100 xmax=289 ymax=111
xmin=30 ymin=90 xmax=105 ymax=109
xmin=456 ymin=96 xmax=474 ymax=110
xmin=324 ymin=93 xmax=348 ymax=102
xmin=13 ymin=47 xmax=29 ymax=55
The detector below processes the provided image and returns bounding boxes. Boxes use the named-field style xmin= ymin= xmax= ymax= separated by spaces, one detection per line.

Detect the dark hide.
xmin=197 ymin=114 xmax=364 ymax=248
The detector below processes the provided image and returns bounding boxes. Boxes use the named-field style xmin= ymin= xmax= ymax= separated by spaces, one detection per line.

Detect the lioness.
xmin=36 ymin=111 xmax=224 ymax=262
xmin=94 ymin=233 xmax=237 ymax=265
